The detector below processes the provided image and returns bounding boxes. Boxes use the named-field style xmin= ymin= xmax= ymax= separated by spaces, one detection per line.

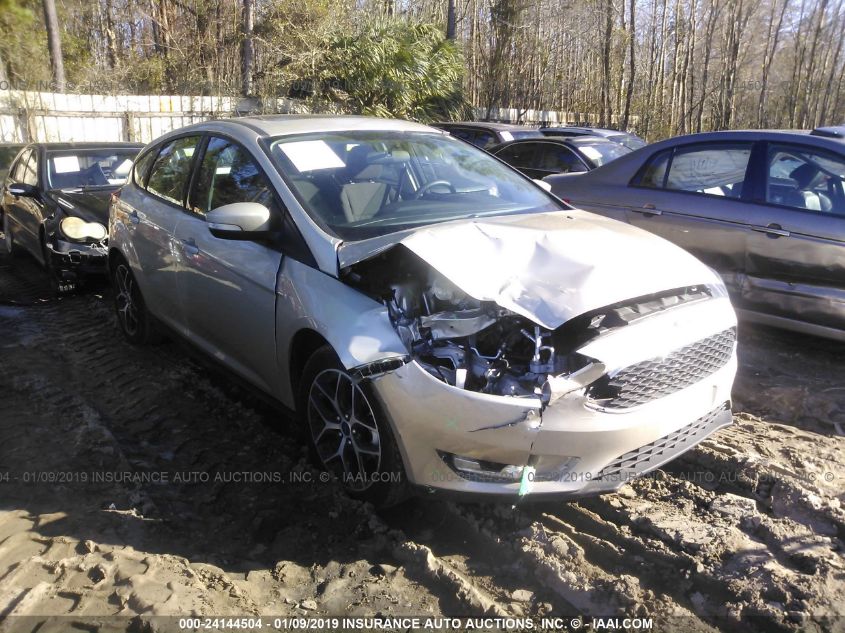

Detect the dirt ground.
xmin=0 ymin=250 xmax=843 ymax=633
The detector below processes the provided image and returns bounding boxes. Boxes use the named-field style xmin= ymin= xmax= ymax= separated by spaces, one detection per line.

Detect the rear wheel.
xmin=111 ymin=256 xmax=163 ymax=345
xmin=3 ymin=214 xmax=18 ymax=257
xmin=298 ymin=346 xmax=408 ymax=507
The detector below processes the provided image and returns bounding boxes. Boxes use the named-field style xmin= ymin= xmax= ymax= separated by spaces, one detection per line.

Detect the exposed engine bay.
xmin=342 ymin=246 xmax=713 ymax=406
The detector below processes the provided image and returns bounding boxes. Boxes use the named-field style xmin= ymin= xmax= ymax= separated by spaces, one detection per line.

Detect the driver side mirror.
xmin=8 ymin=182 xmax=38 ymax=198
xmin=206 ymin=202 xmax=273 ymax=240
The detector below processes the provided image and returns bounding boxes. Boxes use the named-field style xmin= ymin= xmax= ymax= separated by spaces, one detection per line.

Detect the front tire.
xmin=298 ymin=346 xmax=408 ymax=507
xmin=111 ymin=256 xmax=163 ymax=345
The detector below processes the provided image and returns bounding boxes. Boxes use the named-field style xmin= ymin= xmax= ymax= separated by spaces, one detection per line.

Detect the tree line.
xmin=0 ymin=0 xmax=842 ymax=138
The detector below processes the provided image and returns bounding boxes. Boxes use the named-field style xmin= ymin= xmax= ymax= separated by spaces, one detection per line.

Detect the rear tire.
xmin=297 ymin=346 xmax=409 ymax=507
xmin=3 ymin=214 xmax=18 ymax=258
xmin=111 ymin=255 xmax=163 ymax=345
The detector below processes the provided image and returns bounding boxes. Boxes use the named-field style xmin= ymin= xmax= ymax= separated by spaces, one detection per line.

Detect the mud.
xmin=0 ymin=250 xmax=843 ymax=632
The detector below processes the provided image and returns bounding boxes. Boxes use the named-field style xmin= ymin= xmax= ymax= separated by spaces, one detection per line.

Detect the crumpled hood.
xmin=47 ymin=189 xmax=114 ymax=225
xmin=338 ymin=210 xmax=722 ymax=329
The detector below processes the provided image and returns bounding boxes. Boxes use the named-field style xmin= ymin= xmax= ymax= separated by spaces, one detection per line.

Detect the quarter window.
xmin=191 ymin=137 xmax=276 ymax=215
xmin=10 ymin=149 xmax=31 ymax=183
xmin=766 ymin=144 xmax=845 ymax=216
xmin=132 ymin=148 xmax=158 ymax=188
xmin=145 ymin=136 xmax=201 ymax=205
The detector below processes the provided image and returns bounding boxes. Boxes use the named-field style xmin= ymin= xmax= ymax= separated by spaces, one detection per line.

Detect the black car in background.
xmin=2 ymin=142 xmax=143 ymax=291
xmin=432 ymin=121 xmax=544 ymax=149
xmin=540 ymin=126 xmax=647 ymax=150
xmin=489 ymin=136 xmax=631 ymax=179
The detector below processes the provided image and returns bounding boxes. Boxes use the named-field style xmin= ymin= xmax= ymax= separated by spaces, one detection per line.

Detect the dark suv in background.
xmin=433 ymin=121 xmax=543 ymax=149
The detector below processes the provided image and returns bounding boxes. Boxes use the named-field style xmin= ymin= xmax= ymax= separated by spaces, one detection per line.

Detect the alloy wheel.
xmin=114 ymin=263 xmax=139 ymax=337
xmin=307 ymin=368 xmax=382 ymax=491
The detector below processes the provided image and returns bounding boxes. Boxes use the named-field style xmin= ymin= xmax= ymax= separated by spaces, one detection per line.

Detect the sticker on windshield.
xmin=280 ymin=140 xmax=345 ymax=172
xmin=499 ymin=131 xmax=514 ymax=142
xmin=53 ymin=155 xmax=81 ymax=173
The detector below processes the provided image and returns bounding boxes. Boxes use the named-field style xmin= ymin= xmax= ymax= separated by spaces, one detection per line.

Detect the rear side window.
xmin=495 ymin=143 xmax=537 ymax=169
xmin=145 ymin=136 xmax=201 ymax=205
xmin=191 ymin=137 xmax=277 ymax=215
xmin=635 ymin=143 xmax=752 ymax=198
xmin=537 ymin=144 xmax=584 ymax=173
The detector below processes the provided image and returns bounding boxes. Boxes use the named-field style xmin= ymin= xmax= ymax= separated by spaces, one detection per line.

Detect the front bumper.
xmin=46 ymin=238 xmax=108 ymax=281
xmin=370 ymin=296 xmax=737 ymax=498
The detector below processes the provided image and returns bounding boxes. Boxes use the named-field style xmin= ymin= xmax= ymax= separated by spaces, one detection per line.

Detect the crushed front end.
xmin=344 ymin=245 xmax=737 ymax=499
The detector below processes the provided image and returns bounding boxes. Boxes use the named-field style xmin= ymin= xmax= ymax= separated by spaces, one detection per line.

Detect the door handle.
xmin=752 ymin=223 xmax=790 ymax=238
xmin=181 ymin=237 xmax=200 ymax=256
xmin=128 ymin=210 xmax=140 ymax=225
xmin=631 ymin=203 xmax=662 ymax=216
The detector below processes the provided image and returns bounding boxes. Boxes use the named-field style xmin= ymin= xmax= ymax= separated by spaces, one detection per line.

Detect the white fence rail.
xmin=0 ymin=90 xmax=634 ymax=144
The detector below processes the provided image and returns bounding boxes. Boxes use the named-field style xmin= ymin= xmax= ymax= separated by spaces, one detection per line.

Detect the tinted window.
xmin=537 ymin=144 xmax=585 ymax=173
xmin=192 ymin=137 xmax=276 ymax=215
xmin=766 ymin=144 xmax=845 ymax=216
xmin=449 ymin=128 xmax=477 ymax=144
xmin=474 ymin=131 xmax=497 ymax=148
xmin=495 ymin=143 xmax=537 ymax=168
xmin=146 ymin=136 xmax=200 ymax=205
xmin=9 ymin=149 xmax=31 ymax=183
xmin=22 ymin=151 xmax=38 ymax=186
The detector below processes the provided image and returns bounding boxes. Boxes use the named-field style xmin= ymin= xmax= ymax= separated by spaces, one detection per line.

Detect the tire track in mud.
xmin=0 ymin=264 xmax=843 ymax=628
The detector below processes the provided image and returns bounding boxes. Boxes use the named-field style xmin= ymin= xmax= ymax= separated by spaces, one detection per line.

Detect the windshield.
xmin=47 ymin=148 xmax=140 ymax=189
xmin=612 ymin=135 xmax=646 ymax=150
xmin=570 ymin=139 xmax=631 ymax=167
xmin=268 ymin=131 xmax=560 ymax=240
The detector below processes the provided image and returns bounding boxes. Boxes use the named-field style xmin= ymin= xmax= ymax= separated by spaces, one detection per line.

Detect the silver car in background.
xmin=545 ymin=128 xmax=845 ymax=341
xmin=109 ymin=116 xmax=737 ymax=505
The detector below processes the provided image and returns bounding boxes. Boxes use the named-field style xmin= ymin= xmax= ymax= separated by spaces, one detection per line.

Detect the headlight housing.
xmin=59 ymin=217 xmax=107 ymax=243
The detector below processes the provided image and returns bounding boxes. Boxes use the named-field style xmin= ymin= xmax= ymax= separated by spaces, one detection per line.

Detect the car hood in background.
xmin=338 ymin=210 xmax=721 ymax=329
xmin=48 ymin=188 xmax=116 ymax=225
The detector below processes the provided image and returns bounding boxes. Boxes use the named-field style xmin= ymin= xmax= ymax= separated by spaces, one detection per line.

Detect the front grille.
xmin=597 ymin=403 xmax=731 ymax=481
xmin=588 ymin=328 xmax=735 ymax=410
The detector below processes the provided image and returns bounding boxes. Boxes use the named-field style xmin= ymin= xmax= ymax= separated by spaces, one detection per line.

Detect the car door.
xmin=740 ymin=141 xmax=845 ymax=330
xmin=123 ymin=135 xmax=202 ymax=331
xmin=15 ymin=149 xmax=44 ymax=257
xmin=175 ymin=134 xmax=283 ymax=393
xmin=2 ymin=148 xmax=30 ymax=239
xmin=624 ymin=141 xmax=756 ymax=294
xmin=493 ymin=142 xmax=539 ymax=177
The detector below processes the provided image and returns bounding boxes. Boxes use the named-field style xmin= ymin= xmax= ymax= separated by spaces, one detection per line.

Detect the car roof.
xmin=435 ymin=121 xmax=538 ymax=132
xmin=489 ymin=135 xmax=612 ymax=151
xmin=175 ymin=115 xmax=440 ymax=138
xmin=541 ymin=126 xmax=631 ymax=137
xmin=30 ymin=142 xmax=144 ymax=150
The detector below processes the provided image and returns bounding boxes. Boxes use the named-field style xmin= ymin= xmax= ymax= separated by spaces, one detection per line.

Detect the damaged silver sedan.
xmin=109 ymin=116 xmax=737 ymax=506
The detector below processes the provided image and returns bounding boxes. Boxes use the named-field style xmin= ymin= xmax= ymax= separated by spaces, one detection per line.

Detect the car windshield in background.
xmin=612 ymin=135 xmax=646 ymax=150
xmin=47 ymin=149 xmax=139 ymax=189
xmin=269 ymin=131 xmax=560 ymax=240
xmin=570 ymin=138 xmax=630 ymax=167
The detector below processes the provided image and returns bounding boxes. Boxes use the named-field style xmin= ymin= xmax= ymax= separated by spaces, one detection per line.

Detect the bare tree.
xmin=42 ymin=0 xmax=65 ymax=91
xmin=241 ymin=0 xmax=255 ymax=96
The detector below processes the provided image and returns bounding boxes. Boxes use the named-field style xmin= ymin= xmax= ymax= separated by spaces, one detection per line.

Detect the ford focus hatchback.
xmin=109 ymin=115 xmax=737 ymax=506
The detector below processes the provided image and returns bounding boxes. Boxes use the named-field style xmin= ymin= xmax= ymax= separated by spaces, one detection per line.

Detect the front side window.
xmin=146 ymin=136 xmax=201 ymax=205
xmin=664 ymin=143 xmax=751 ymax=198
xmin=192 ymin=137 xmax=276 ymax=214
xmin=22 ymin=151 xmax=38 ymax=186
xmin=269 ymin=131 xmax=560 ymax=240
xmin=46 ymin=148 xmax=140 ymax=189
xmin=10 ymin=149 xmax=31 ymax=183
xmin=766 ymin=144 xmax=845 ymax=216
